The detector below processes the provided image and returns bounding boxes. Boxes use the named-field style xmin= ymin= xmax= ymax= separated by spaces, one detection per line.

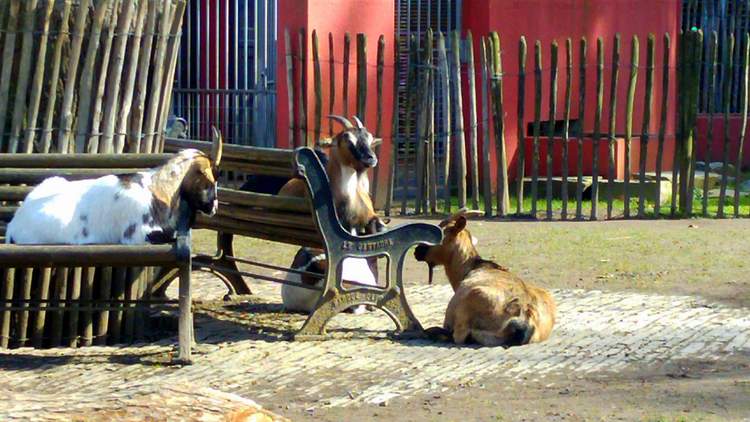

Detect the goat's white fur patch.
xmin=281 ymin=255 xmax=377 ymax=313
xmin=7 ymin=174 xmax=160 ymax=245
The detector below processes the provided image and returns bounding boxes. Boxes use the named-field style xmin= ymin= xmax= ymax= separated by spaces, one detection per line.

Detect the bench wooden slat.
xmin=218 ymin=188 xmax=310 ymax=214
xmin=164 ymin=138 xmax=295 ymax=167
xmin=0 ymin=244 xmax=178 ymax=266
xmin=217 ymin=160 xmax=295 ymax=177
xmin=0 ymin=153 xmax=173 ymax=168
xmin=216 ymin=205 xmax=316 ymax=230
xmin=195 ymin=214 xmax=322 ymax=248
xmin=0 ymin=168 xmax=147 ymax=184
xmin=0 ymin=186 xmax=32 ymax=201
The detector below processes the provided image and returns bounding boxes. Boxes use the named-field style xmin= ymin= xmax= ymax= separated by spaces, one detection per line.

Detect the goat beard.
xmin=428 ymin=263 xmax=434 ymax=285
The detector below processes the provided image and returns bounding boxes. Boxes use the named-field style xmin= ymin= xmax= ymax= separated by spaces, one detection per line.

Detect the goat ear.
xmin=371 ymin=137 xmax=383 ymax=147
xmin=454 ymin=216 xmax=467 ymax=231
xmin=210 ymin=126 xmax=223 ymax=166
xmin=327 ymin=115 xmax=353 ymax=129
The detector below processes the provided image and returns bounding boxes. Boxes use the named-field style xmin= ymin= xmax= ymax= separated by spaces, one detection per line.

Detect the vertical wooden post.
xmin=576 ymin=37 xmax=587 ymax=220
xmin=8 ymin=0 xmax=41 ymax=153
xmin=546 ymin=41 xmax=559 ymax=220
xmin=427 ymin=39 xmax=437 ymax=215
xmin=284 ymin=28 xmax=295 ymax=147
xmin=481 ymin=38 xmax=492 ymax=216
xmin=49 ymin=268 xmax=68 ymax=347
xmin=532 ymin=41 xmax=543 ymax=218
xmin=89 ymin=0 xmax=126 ymax=153
xmin=415 ymin=30 xmax=433 ymax=214
xmin=343 ymin=33 xmax=351 ymax=117
xmin=490 ymin=32 xmax=509 ymax=216
xmin=591 ymin=38 xmax=605 ymax=220
xmin=372 ymin=35 xmax=385 ymax=204
xmin=328 ymin=32 xmax=336 ymax=137
xmin=32 ymin=268 xmax=53 ymax=348
xmin=467 ymin=31 xmax=480 ymax=210
xmin=385 ymin=37 xmax=400 ymax=217
xmin=109 ymin=267 xmax=127 ymax=344
xmin=178 ymin=256 xmax=193 ymax=364
xmin=298 ymin=28 xmax=308 ymax=147
xmin=21 ymin=0 xmax=55 ymax=153
xmin=0 ymin=1 xmax=21 ymax=153
xmin=68 ymin=267 xmax=82 ymax=347
xmin=312 ymin=30 xmax=322 ymax=143
xmin=80 ymin=267 xmax=96 ymax=346
xmin=638 ymin=34 xmax=656 ymax=218
xmin=356 ymin=33 xmax=367 ymax=121
xmin=115 ymin=0 xmax=149 ymax=153
xmin=15 ymin=268 xmax=33 ymax=347
xmin=438 ymin=33 xmax=452 ymax=213
xmin=684 ymin=30 xmax=703 ymax=216
xmin=95 ymin=267 xmax=113 ymax=345
xmin=142 ymin=0 xmax=174 ymax=153
xmin=401 ymin=35 xmax=417 ymax=216
xmin=624 ymin=36 xmax=639 ymax=218
xmin=0 ymin=268 xmax=15 ymax=348
xmin=655 ymin=33 xmax=671 ymax=217
xmin=129 ymin=0 xmax=158 ymax=152
xmin=452 ymin=31 xmax=467 ymax=210
xmin=561 ymin=38 xmax=573 ymax=220
xmin=606 ymin=34 xmax=621 ymax=219
xmin=516 ymin=37 xmax=528 ymax=216
xmin=718 ymin=34 xmax=734 ymax=218
xmin=40 ymin=0 xmax=72 ymax=153
xmin=734 ymin=33 xmax=750 ymax=217
xmin=702 ymin=32 xmax=718 ymax=216
xmin=100 ymin=0 xmax=137 ymax=154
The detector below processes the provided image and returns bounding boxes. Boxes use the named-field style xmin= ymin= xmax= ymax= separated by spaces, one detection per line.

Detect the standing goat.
xmin=281 ymin=115 xmax=386 ymax=312
xmin=6 ymin=128 xmax=224 ymax=245
xmin=414 ymin=211 xmax=556 ymax=347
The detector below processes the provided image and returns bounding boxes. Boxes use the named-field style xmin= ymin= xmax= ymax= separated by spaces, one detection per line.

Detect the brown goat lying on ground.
xmin=414 ymin=211 xmax=556 ymax=347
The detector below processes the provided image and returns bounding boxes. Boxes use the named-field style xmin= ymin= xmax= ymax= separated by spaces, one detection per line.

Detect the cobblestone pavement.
xmin=1 ymin=273 xmax=749 ymax=419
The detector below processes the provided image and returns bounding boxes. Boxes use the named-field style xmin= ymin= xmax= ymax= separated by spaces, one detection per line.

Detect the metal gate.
xmin=172 ymin=0 xmax=277 ymax=146
xmin=394 ymin=0 xmax=462 ymax=200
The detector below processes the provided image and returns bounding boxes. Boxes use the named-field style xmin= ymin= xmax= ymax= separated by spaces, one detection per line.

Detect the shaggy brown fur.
xmin=414 ymin=211 xmax=556 ymax=347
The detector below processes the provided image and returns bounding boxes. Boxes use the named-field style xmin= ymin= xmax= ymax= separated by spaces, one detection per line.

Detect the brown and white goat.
xmin=414 ymin=211 xmax=556 ymax=347
xmin=6 ymin=128 xmax=224 ymax=245
xmin=279 ymin=115 xmax=386 ymax=234
xmin=280 ymin=115 xmax=385 ymax=312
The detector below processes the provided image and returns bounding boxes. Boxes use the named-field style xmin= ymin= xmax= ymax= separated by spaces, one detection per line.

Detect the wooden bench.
xmin=0 ymin=153 xmax=194 ymax=363
xmin=161 ymin=138 xmax=443 ymax=339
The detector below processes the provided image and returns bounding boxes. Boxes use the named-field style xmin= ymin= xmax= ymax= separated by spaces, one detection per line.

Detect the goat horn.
xmin=327 ymin=115 xmax=353 ymax=129
xmin=210 ymin=126 xmax=223 ymax=166
xmin=351 ymin=115 xmax=364 ymax=129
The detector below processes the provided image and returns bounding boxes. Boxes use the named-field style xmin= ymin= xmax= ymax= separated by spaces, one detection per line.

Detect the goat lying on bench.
xmin=6 ymin=128 xmax=223 ymax=245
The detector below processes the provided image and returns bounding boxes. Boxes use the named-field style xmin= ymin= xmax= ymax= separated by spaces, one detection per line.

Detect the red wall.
xmin=276 ymin=0 xmax=397 ymax=189
xmin=463 ymin=0 xmax=681 ymax=186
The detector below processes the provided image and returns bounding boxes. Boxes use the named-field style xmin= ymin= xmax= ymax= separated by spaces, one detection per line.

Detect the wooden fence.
xmin=285 ymin=28 xmax=750 ymax=220
xmin=0 ymin=0 xmax=186 ymax=155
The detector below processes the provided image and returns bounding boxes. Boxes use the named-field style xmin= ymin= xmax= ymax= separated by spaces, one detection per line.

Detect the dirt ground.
xmin=188 ymin=217 xmax=750 ymax=421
